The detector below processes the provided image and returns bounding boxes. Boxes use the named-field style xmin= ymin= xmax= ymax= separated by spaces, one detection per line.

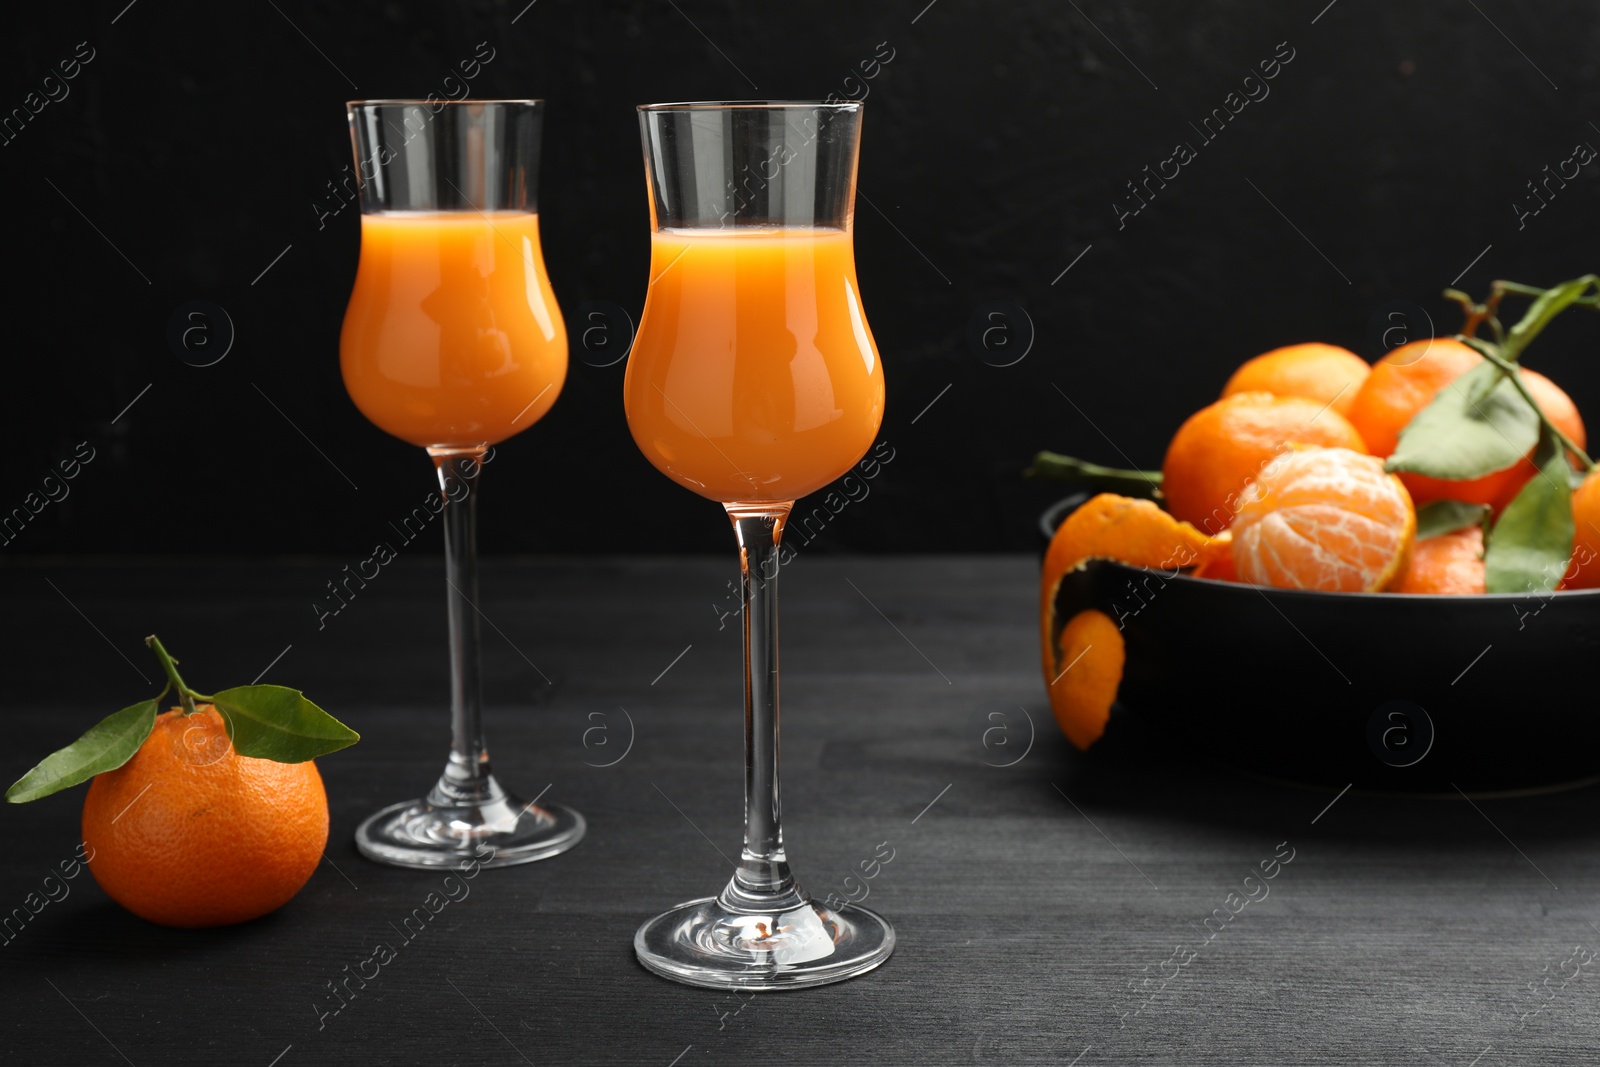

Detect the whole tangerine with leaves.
xmin=81 ymin=705 xmax=329 ymax=928
xmin=1406 ymin=368 xmax=1583 ymax=509
xmin=1344 ymin=336 xmax=1586 ymax=509
xmin=5 ymin=636 xmax=357 ymax=928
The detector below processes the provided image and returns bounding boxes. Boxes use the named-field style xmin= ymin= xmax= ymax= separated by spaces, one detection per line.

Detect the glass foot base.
xmin=634 ymin=895 xmax=895 ymax=990
xmin=354 ymin=793 xmax=586 ymax=870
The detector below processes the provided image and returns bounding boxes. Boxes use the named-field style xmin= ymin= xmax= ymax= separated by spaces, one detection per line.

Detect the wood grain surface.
xmin=1 ymin=556 xmax=1597 ymax=1065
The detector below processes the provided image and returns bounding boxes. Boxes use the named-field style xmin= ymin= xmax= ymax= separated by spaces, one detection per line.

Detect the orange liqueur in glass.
xmin=625 ymin=227 xmax=883 ymax=503
xmin=342 ymin=212 xmax=566 ymax=449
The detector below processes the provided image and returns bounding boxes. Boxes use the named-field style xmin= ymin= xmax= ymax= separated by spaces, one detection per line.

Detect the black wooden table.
xmin=2 ymin=556 xmax=1598 ymax=1065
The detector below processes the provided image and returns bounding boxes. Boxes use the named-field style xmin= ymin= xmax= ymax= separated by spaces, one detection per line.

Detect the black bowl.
xmin=1042 ymin=496 xmax=1600 ymax=794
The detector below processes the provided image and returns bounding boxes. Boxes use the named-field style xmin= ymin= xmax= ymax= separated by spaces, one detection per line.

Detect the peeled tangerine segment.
xmin=1038 ymin=494 xmax=1222 ymax=749
xmin=1231 ymin=447 xmax=1416 ymax=592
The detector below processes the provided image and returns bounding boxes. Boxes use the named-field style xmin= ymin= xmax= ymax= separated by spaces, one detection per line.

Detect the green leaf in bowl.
xmin=1484 ymin=431 xmax=1575 ymax=593
xmin=1387 ymin=361 xmax=1540 ymax=482
xmin=1415 ymin=500 xmax=1491 ymax=541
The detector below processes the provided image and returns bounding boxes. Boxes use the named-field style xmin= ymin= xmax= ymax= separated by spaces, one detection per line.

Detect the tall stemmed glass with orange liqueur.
xmin=626 ymin=101 xmax=892 ymax=989
xmin=341 ymin=100 xmax=584 ymax=869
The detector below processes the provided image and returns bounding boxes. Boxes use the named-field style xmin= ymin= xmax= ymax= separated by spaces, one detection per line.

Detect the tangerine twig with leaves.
xmin=1387 ymin=275 xmax=1599 ymax=592
xmin=5 ymin=635 xmax=358 ymax=803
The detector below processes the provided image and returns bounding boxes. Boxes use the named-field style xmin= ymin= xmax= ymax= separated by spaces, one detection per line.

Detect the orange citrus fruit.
xmin=82 ymin=705 xmax=329 ymax=928
xmin=1039 ymin=494 xmax=1224 ymax=749
xmin=1221 ymin=342 xmax=1370 ymax=416
xmin=1395 ymin=527 xmax=1486 ymax=594
xmin=1564 ymin=469 xmax=1600 ymax=589
xmin=1231 ymin=447 xmax=1416 ymax=592
xmin=1345 ymin=337 xmax=1483 ymax=457
xmin=1161 ymin=391 xmax=1369 ymax=532
xmin=1346 ymin=338 xmax=1585 ymax=509
xmin=1404 ymin=369 xmax=1584 ymax=509
xmin=1481 ymin=369 xmax=1585 ymax=510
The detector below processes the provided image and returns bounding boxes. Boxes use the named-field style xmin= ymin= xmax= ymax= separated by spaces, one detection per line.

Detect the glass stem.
xmin=719 ymin=503 xmax=807 ymax=913
xmin=426 ymin=446 xmax=501 ymax=809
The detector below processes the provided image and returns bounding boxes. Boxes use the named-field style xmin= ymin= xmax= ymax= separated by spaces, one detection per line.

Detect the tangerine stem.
xmin=1445 ymin=287 xmax=1497 ymax=340
xmin=1495 ymin=280 xmax=1556 ymax=299
xmin=1025 ymin=452 xmax=1164 ymax=498
xmin=1450 ymin=277 xmax=1600 ymax=355
xmin=144 ymin=635 xmax=198 ymax=716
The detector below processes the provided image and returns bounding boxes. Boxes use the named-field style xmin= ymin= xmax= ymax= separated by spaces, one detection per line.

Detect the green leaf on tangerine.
xmin=1484 ymin=431 xmax=1575 ymax=594
xmin=1386 ymin=361 xmax=1539 ymax=481
xmin=211 ymin=685 xmax=359 ymax=763
xmin=1415 ymin=500 xmax=1491 ymax=541
xmin=4 ymin=698 xmax=159 ymax=803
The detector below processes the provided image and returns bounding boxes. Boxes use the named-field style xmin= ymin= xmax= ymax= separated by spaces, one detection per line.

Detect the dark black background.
xmin=6 ymin=0 xmax=1600 ymax=556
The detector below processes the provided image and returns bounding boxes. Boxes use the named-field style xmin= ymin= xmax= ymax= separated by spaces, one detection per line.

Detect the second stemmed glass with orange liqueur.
xmin=625 ymin=101 xmax=893 ymax=989
xmin=341 ymin=100 xmax=584 ymax=869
